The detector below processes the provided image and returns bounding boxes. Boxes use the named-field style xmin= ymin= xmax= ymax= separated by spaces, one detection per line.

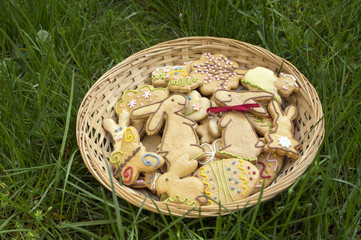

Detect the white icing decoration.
xmin=192 ymin=103 xmax=201 ymax=111
xmin=127 ymin=99 xmax=136 ymax=108
xmin=143 ymin=91 xmax=151 ymax=98
xmin=151 ymin=172 xmax=160 ymax=190
xmin=200 ymin=139 xmax=221 ymax=165
xmin=278 ymin=136 xmax=292 ymax=148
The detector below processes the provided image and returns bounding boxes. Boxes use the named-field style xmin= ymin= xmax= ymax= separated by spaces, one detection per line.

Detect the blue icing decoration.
xmin=237 ymin=190 xmax=241 ymax=193
xmin=227 ymin=167 xmax=231 ymax=171
xmin=232 ymin=161 xmax=236 ymax=165
xmin=115 ymin=129 xmax=118 ymax=132
xmin=228 ymin=177 xmax=232 ymax=181
xmin=234 ymin=171 xmax=237 ymax=174
xmin=214 ymin=196 xmax=217 ymax=199
xmin=147 ymin=181 xmax=151 ymax=184
xmin=187 ymin=96 xmax=191 ymax=100
xmin=235 ymin=180 xmax=239 ymax=184
xmin=231 ymin=186 xmax=235 ymax=190
xmin=119 ymin=127 xmax=122 ymax=130
xmin=207 ymin=170 xmax=210 ymax=173
xmin=142 ymin=153 xmax=161 ymax=167
xmin=212 ymin=186 xmax=215 ymax=189
xmin=210 ymin=178 xmax=213 ymax=181
xmin=150 ymin=175 xmax=153 ymax=179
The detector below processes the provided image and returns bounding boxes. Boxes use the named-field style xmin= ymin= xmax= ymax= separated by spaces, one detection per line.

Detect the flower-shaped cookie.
xmin=190 ymin=53 xmax=246 ymax=95
xmin=184 ymin=90 xmax=211 ymax=121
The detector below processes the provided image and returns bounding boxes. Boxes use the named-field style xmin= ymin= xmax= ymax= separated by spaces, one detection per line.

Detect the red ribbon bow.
xmin=206 ymin=103 xmax=260 ymax=114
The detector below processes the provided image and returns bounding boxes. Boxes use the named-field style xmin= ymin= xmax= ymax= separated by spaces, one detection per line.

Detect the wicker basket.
xmin=76 ymin=37 xmax=324 ymax=217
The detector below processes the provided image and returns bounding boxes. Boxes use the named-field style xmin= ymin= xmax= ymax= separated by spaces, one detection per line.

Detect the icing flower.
xmin=143 ymin=91 xmax=151 ymax=99
xmin=192 ymin=103 xmax=201 ymax=111
xmin=127 ymin=99 xmax=136 ymax=108
xmin=278 ymin=136 xmax=292 ymax=148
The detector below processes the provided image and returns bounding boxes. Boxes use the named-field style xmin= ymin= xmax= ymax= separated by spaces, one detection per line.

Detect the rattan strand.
xmin=76 ymin=37 xmax=324 ymax=218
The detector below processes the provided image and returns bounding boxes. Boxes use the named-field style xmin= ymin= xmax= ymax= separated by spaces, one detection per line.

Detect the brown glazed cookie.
xmin=194 ymin=158 xmax=260 ymax=205
xmin=190 ymin=53 xmax=246 ymax=96
xmin=264 ymin=100 xmax=301 ymax=159
xmin=115 ymin=85 xmax=169 ymax=135
xmin=253 ymin=152 xmax=284 ymax=192
xmin=142 ymin=154 xmax=207 ymax=206
xmin=109 ymin=126 xmax=165 ymax=185
xmin=130 ymin=93 xmax=205 ymax=171
xmin=213 ymin=90 xmax=274 ymax=160
xmin=241 ymin=67 xmax=300 ymax=103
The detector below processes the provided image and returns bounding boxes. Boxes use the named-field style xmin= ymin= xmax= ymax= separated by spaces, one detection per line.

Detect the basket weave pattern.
xmin=76 ymin=37 xmax=324 ymax=217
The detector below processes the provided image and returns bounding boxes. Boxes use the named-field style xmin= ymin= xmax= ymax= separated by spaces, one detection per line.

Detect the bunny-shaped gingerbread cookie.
xmin=264 ymin=100 xmax=300 ymax=159
xmin=103 ymin=112 xmax=130 ymax=150
xmin=130 ymin=93 xmax=205 ymax=171
xmin=213 ymin=90 xmax=274 ymax=159
xmin=143 ymin=154 xmax=207 ymax=206
xmin=109 ymin=126 xmax=165 ymax=185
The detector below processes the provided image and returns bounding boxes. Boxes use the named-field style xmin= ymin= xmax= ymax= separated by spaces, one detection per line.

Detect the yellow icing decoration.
xmin=124 ymin=127 xmax=136 ymax=143
xmin=242 ymin=67 xmax=277 ymax=96
xmin=238 ymin=159 xmax=248 ymax=195
xmin=110 ymin=151 xmax=124 ymax=164
xmin=266 ymin=169 xmax=269 ymax=173
xmin=200 ymin=167 xmax=213 ymax=205
xmin=217 ymin=161 xmax=229 ymax=203
xmin=260 ymin=179 xmax=263 ymax=183
xmin=165 ymin=194 xmax=197 ymax=206
xmin=269 ymin=164 xmax=272 ymax=167
xmin=223 ymin=159 xmax=234 ymax=201
xmin=217 ymin=151 xmax=257 ymax=162
xmin=274 ymin=153 xmax=277 ymax=157
xmin=168 ymin=69 xmax=188 ymax=77
xmin=210 ymin=163 xmax=222 ymax=203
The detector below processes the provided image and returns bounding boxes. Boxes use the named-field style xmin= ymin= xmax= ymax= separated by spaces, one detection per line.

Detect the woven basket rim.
xmin=76 ymin=36 xmax=325 ymax=218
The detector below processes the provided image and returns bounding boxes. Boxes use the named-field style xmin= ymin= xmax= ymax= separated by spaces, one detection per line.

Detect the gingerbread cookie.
xmin=183 ymin=90 xmax=211 ymax=121
xmin=115 ymin=85 xmax=169 ymax=135
xmin=143 ymin=154 xmax=207 ymax=206
xmin=246 ymin=113 xmax=273 ymax=136
xmin=152 ymin=63 xmax=192 ymax=87
xmin=152 ymin=64 xmax=202 ymax=92
xmin=253 ymin=152 xmax=284 ymax=191
xmin=264 ymin=100 xmax=300 ymax=159
xmin=241 ymin=67 xmax=300 ymax=103
xmin=103 ymin=112 xmax=130 ymax=150
xmin=190 ymin=53 xmax=246 ymax=95
xmin=196 ymin=117 xmax=220 ymax=144
xmin=194 ymin=158 xmax=260 ymax=205
xmin=109 ymin=126 xmax=165 ymax=185
xmin=213 ymin=90 xmax=274 ymax=159
xmin=130 ymin=93 xmax=205 ymax=171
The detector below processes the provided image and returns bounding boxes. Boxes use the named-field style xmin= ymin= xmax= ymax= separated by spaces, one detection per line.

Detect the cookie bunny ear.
xmin=103 ymin=119 xmax=117 ymax=134
xmin=267 ymin=99 xmax=282 ymax=118
xmin=146 ymin=104 xmax=166 ymax=135
xmin=118 ymin=111 xmax=130 ymax=127
xmin=284 ymin=105 xmax=297 ymax=120
xmin=130 ymin=101 xmax=161 ymax=119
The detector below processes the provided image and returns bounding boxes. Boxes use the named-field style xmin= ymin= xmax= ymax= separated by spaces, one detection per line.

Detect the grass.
xmin=0 ymin=0 xmax=360 ymax=239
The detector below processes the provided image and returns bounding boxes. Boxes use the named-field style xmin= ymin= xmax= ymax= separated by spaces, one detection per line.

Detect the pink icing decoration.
xmin=266 ymin=152 xmax=278 ymax=172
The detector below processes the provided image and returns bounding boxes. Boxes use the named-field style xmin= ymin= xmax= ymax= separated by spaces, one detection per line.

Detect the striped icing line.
xmin=217 ymin=161 xmax=229 ymax=203
xmin=200 ymin=167 xmax=213 ymax=205
xmin=165 ymin=194 xmax=196 ymax=206
xmin=238 ymin=159 xmax=248 ymax=195
xmin=266 ymin=152 xmax=278 ymax=172
xmin=210 ymin=163 xmax=222 ymax=203
xmin=223 ymin=159 xmax=234 ymax=201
